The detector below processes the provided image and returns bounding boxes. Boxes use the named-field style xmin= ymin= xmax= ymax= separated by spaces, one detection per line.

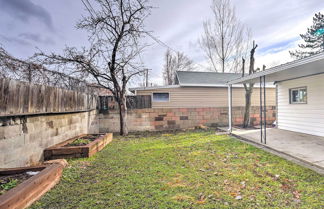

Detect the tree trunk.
xmin=222 ymin=58 xmax=225 ymax=73
xmin=118 ymin=94 xmax=128 ymax=136
xmin=242 ymin=41 xmax=258 ymax=128
xmin=243 ymin=83 xmax=254 ymax=128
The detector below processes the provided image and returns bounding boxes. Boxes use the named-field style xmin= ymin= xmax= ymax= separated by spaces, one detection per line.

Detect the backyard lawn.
xmin=31 ymin=130 xmax=323 ymax=209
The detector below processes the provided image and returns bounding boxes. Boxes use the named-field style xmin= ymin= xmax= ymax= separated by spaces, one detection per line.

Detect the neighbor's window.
xmin=153 ymin=93 xmax=169 ymax=102
xmin=290 ymin=87 xmax=307 ymax=104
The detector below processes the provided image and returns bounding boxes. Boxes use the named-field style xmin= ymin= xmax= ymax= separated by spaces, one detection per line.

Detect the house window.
xmin=153 ymin=93 xmax=169 ymax=102
xmin=290 ymin=87 xmax=307 ymax=104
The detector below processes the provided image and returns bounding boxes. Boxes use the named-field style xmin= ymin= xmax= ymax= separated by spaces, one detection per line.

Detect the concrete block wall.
xmin=99 ymin=106 xmax=276 ymax=133
xmin=0 ymin=110 xmax=98 ymax=168
xmin=0 ymin=106 xmax=276 ymax=168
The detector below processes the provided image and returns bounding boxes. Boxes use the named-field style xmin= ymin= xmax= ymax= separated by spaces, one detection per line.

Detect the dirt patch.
xmin=172 ymin=194 xmax=194 ymax=202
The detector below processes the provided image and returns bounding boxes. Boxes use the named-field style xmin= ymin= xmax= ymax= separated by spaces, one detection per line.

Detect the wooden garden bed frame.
xmin=0 ymin=162 xmax=65 ymax=209
xmin=44 ymin=133 xmax=113 ymax=160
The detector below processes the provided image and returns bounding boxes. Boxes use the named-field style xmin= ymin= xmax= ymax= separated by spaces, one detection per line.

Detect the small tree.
xmin=200 ymin=0 xmax=249 ymax=73
xmin=290 ymin=12 xmax=324 ymax=59
xmin=242 ymin=41 xmax=258 ymax=128
xmin=162 ymin=50 xmax=194 ymax=85
xmin=37 ymin=0 xmax=152 ymax=135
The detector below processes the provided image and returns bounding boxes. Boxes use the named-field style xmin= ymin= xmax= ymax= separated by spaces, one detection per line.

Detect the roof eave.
xmin=227 ymin=52 xmax=324 ymax=84
xmin=129 ymin=85 xmax=181 ymax=92
xmin=179 ymin=83 xmax=227 ymax=87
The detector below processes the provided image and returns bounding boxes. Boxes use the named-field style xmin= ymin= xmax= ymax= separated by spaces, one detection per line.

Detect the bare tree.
xmin=36 ymin=0 xmax=152 ymax=135
xmin=242 ymin=41 xmax=258 ymax=128
xmin=162 ymin=50 xmax=194 ymax=85
xmin=200 ymin=0 xmax=258 ymax=127
xmin=200 ymin=0 xmax=249 ymax=73
xmin=163 ymin=49 xmax=174 ymax=85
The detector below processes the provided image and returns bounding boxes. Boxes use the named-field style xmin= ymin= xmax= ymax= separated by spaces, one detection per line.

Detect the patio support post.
xmin=263 ymin=75 xmax=267 ymax=144
xmin=228 ymin=84 xmax=232 ymax=133
xmin=260 ymin=77 xmax=263 ymax=143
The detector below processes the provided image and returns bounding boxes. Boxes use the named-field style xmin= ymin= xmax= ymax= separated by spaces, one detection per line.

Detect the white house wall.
xmin=277 ymin=74 xmax=324 ymax=136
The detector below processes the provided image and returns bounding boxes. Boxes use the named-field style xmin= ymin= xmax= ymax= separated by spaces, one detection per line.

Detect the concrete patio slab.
xmin=219 ymin=127 xmax=324 ymax=175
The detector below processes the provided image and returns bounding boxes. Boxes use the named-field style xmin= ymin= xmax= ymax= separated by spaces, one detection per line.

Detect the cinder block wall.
xmin=0 ymin=106 xmax=276 ymax=168
xmin=0 ymin=110 xmax=98 ymax=168
xmin=99 ymin=106 xmax=276 ymax=133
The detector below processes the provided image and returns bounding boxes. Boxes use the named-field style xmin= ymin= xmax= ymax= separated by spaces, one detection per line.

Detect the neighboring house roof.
xmin=228 ymin=52 xmax=324 ymax=84
xmin=129 ymin=85 xmax=181 ymax=93
xmin=129 ymin=71 xmax=276 ymax=93
xmin=176 ymin=71 xmax=241 ymax=87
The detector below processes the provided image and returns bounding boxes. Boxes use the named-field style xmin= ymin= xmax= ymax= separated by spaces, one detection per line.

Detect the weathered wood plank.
xmin=0 ymin=163 xmax=64 ymax=209
xmin=0 ymin=78 xmax=97 ymax=117
xmin=44 ymin=133 xmax=113 ymax=160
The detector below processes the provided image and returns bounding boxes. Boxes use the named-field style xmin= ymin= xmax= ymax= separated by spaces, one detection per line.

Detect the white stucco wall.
xmin=277 ymin=74 xmax=324 ymax=136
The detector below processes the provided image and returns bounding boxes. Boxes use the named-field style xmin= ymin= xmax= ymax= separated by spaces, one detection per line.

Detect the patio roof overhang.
xmin=228 ymin=53 xmax=324 ymax=84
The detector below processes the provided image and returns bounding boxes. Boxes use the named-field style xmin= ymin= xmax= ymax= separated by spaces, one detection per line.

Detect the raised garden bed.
xmin=0 ymin=161 xmax=66 ymax=209
xmin=44 ymin=133 xmax=113 ymax=160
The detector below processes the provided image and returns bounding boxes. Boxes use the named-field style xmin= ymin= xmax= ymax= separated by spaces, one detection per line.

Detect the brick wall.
xmin=0 ymin=110 xmax=99 ymax=168
xmin=99 ymin=106 xmax=276 ymax=133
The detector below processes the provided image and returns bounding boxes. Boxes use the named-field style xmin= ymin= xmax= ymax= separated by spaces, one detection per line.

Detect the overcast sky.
xmin=0 ymin=0 xmax=323 ymax=85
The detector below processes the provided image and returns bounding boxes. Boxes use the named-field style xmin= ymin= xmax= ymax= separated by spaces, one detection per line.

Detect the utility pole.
xmin=144 ymin=68 xmax=151 ymax=87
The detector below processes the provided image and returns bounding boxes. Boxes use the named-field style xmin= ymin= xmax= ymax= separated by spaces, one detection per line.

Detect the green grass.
xmin=31 ymin=130 xmax=324 ymax=209
xmin=0 ymin=179 xmax=18 ymax=195
xmin=68 ymin=138 xmax=92 ymax=146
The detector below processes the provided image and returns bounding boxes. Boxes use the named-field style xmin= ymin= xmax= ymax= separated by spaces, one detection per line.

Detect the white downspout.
xmin=228 ymin=84 xmax=232 ymax=133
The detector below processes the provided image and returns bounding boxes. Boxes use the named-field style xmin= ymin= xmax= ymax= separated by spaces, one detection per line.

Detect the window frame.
xmin=289 ymin=86 xmax=307 ymax=104
xmin=152 ymin=92 xmax=170 ymax=102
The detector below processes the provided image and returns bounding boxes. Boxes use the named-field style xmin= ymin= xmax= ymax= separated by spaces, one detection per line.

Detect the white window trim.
xmin=289 ymin=86 xmax=307 ymax=104
xmin=152 ymin=92 xmax=170 ymax=102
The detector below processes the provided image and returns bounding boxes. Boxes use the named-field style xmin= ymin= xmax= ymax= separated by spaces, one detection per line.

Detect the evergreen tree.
xmin=290 ymin=12 xmax=324 ymax=59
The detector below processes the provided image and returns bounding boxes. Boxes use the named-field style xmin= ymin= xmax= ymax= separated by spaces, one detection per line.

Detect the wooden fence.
xmin=99 ymin=95 xmax=151 ymax=112
xmin=0 ymin=78 xmax=97 ymax=117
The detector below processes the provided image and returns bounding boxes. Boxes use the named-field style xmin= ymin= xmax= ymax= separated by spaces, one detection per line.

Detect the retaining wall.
xmin=99 ymin=106 xmax=276 ymax=133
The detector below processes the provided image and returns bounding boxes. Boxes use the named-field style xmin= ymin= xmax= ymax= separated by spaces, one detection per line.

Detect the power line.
xmin=81 ymin=0 xmax=112 ymax=43
xmin=81 ymin=1 xmax=209 ymax=72
xmin=145 ymin=32 xmax=209 ymax=71
xmin=145 ymin=32 xmax=178 ymax=54
xmin=81 ymin=0 xmax=96 ymax=19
